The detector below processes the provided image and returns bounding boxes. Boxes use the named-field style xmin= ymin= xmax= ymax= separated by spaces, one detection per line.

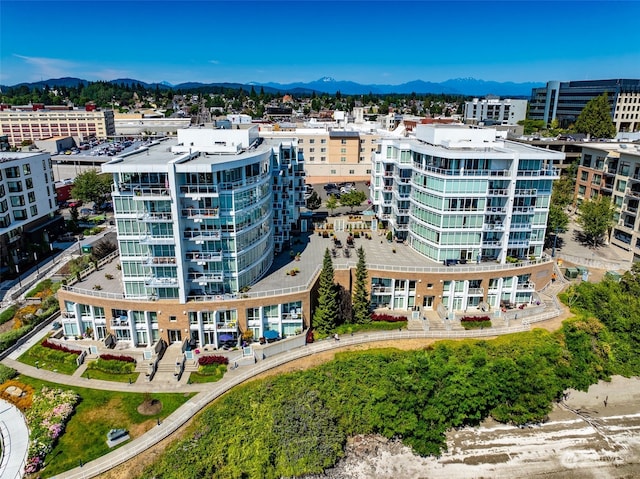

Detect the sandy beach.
xmin=306 ymin=375 xmax=640 ymax=479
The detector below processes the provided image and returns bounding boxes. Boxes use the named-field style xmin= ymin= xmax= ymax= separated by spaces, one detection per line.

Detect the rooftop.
xmin=66 ymin=214 xmax=552 ymax=303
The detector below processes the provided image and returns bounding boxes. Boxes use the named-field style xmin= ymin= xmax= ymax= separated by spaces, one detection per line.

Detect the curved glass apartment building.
xmin=371 ymin=125 xmax=562 ymax=264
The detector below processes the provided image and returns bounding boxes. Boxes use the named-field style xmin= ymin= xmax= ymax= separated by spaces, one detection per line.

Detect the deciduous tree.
xmin=71 ymin=169 xmax=112 ymax=207
xmin=577 ymin=195 xmax=615 ymax=246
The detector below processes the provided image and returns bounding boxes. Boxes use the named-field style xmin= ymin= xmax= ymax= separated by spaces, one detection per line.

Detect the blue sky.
xmin=1 ymin=0 xmax=639 ymax=86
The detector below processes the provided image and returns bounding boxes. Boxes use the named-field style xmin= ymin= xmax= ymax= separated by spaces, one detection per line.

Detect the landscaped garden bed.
xmin=18 ymin=339 xmax=82 ymax=375
xmin=460 ymin=315 xmax=492 ymax=330
xmin=188 ymin=355 xmax=228 ymax=384
xmin=83 ymin=353 xmax=139 ymax=383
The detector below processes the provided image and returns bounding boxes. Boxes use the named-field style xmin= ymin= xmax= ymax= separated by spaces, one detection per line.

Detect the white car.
xmin=340 ymin=185 xmax=354 ymax=194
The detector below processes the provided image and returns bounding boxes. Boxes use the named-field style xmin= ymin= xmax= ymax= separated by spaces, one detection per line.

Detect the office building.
xmin=529 ymin=79 xmax=640 ymax=132
xmin=370 ymin=125 xmax=562 ymax=263
xmin=0 ymin=104 xmax=115 ymax=147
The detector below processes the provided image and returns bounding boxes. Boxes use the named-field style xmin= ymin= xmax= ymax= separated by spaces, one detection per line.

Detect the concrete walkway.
xmin=0 ymin=400 xmax=29 ymax=479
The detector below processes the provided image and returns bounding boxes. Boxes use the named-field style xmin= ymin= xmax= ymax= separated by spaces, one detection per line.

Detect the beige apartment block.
xmin=614 ymin=91 xmax=640 ymax=134
xmin=261 ymin=127 xmax=380 ymax=184
xmin=0 ymin=104 xmax=115 ymax=147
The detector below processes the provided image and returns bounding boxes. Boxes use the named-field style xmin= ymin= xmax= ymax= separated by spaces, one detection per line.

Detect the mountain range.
xmin=2 ymin=77 xmax=542 ymax=97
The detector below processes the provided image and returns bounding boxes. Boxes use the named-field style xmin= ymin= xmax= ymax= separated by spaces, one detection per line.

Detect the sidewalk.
xmin=0 ymin=400 xmax=29 ymax=479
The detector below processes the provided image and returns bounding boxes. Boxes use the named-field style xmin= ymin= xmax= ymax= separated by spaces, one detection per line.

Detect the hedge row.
xmin=370 ymin=313 xmax=407 ymax=322
xmin=99 ymin=353 xmax=135 ymax=363
xmin=198 ymin=355 xmax=229 ymax=366
xmin=41 ymin=339 xmax=82 ymax=355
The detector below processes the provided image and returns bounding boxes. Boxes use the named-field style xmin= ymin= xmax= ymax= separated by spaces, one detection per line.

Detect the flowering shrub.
xmin=460 ymin=316 xmax=491 ymax=329
xmin=198 ymin=355 xmax=229 ymax=366
xmin=99 ymin=353 xmax=135 ymax=363
xmin=41 ymin=339 xmax=82 ymax=355
xmin=370 ymin=313 xmax=407 ymax=322
xmin=24 ymin=387 xmax=79 ymax=474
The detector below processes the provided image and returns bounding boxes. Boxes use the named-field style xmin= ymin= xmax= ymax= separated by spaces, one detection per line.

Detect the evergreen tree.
xmin=352 ymin=246 xmax=370 ymax=324
xmin=312 ymin=249 xmax=339 ymax=334
xmin=574 ymin=93 xmax=616 ymax=139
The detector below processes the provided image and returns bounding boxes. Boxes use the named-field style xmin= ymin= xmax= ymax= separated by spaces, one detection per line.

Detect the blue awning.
xmin=219 ymin=334 xmax=235 ymax=342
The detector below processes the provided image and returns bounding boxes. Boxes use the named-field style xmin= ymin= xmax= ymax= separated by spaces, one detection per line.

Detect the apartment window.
xmin=340 ymin=148 xmax=347 ymax=154
xmin=25 ymin=178 xmax=33 ymax=189
xmin=341 ymin=139 xmax=347 ymax=145
xmin=30 ymin=205 xmax=38 ymax=216
xmin=341 ymin=157 xmax=346 ymax=162
xmin=309 ymin=139 xmax=315 ymax=144
xmin=321 ymin=147 xmax=326 ymax=153
xmin=169 ymin=315 xmax=177 ymax=322
xmin=331 ymin=169 xmax=337 ymax=174
xmin=23 ymin=164 xmax=31 ymax=175
xmin=298 ymin=139 xmax=304 ymax=143
xmin=592 ymin=174 xmax=601 ymax=185
xmin=10 ymin=195 xmax=25 ymax=207
xmin=580 ymin=171 xmax=589 ymax=181
xmin=320 ymin=139 xmax=326 ymax=144
xmin=578 ymin=185 xmax=586 ymax=196
xmin=5 ymin=166 xmax=20 ymax=178
xmin=309 ymin=156 xmax=315 ymax=162
xmin=321 ymin=156 xmax=326 ymax=162
xmin=309 ymin=147 xmax=315 ymax=153
xmin=28 ymin=191 xmax=35 ymax=203
xmin=617 ymin=180 xmax=627 ymax=192
xmin=13 ymin=209 xmax=27 ymax=220
xmin=349 ymin=169 xmax=355 ymax=175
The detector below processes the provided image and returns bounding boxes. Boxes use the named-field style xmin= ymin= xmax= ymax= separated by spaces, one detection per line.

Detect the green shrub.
xmin=25 ymin=279 xmax=54 ymax=298
xmin=0 ymin=364 xmax=18 ymax=384
xmin=87 ymin=358 xmax=135 ymax=374
xmin=0 ymin=326 xmax=32 ymax=353
xmin=0 ymin=305 xmax=18 ymax=325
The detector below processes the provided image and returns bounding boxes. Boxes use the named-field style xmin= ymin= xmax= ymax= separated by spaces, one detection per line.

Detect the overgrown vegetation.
xmin=141 ymin=271 xmax=640 ymax=479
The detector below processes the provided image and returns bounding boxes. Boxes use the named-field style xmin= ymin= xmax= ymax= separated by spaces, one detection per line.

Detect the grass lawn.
xmin=80 ymin=368 xmax=140 ymax=383
xmin=187 ymin=364 xmax=227 ymax=384
xmin=18 ymin=375 xmax=196 ymax=477
xmin=334 ymin=320 xmax=408 ymax=335
xmin=18 ymin=341 xmax=80 ymax=375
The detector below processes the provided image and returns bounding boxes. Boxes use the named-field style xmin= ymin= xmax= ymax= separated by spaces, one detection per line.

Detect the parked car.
xmin=324 ymin=183 xmax=338 ymax=191
xmin=340 ymin=185 xmax=355 ymax=194
xmin=326 ymin=189 xmax=341 ymax=198
xmin=68 ymin=200 xmax=83 ymax=208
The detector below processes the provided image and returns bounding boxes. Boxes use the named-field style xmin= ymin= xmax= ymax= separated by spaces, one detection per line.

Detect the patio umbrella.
xmin=219 ymin=333 xmax=235 ymax=342
xmin=263 ymin=330 xmax=279 ymax=340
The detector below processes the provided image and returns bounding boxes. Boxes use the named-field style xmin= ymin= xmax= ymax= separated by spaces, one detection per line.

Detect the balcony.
xmin=467 ymin=287 xmax=484 ymax=296
xmin=510 ymin=223 xmax=532 ymax=231
xmin=111 ymin=317 xmax=130 ymax=328
xmin=138 ymin=212 xmax=173 ymax=222
xmin=483 ymin=223 xmax=505 ymax=231
xmin=507 ymin=239 xmax=530 ymax=247
xmin=216 ymin=322 xmax=237 ymax=330
xmin=181 ymin=208 xmax=219 ymax=219
xmin=516 ymin=282 xmax=535 ymax=291
xmin=145 ymin=256 xmax=177 ymax=266
xmin=486 ymin=206 xmax=507 ymax=214
xmin=512 ymin=206 xmax=535 ymax=214
xmin=514 ymin=188 xmax=537 ymax=196
xmin=144 ymin=277 xmax=178 ymax=287
xmin=488 ymin=188 xmax=509 ymax=196
xmin=179 ymin=185 xmax=219 ymax=197
xmin=139 ymin=235 xmax=175 ymax=245
xmin=189 ymin=272 xmax=224 ymax=283
xmin=131 ymin=186 xmax=170 ymax=198
xmin=482 ymin=240 xmax=502 ymax=247
xmin=186 ymin=251 xmax=223 ymax=263
xmin=184 ymin=229 xmax=221 ymax=241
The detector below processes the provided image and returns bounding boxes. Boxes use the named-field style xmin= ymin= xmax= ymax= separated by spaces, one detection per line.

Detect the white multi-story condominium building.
xmin=463 ymin=97 xmax=527 ymax=126
xmin=573 ymin=142 xmax=640 ymax=260
xmin=0 ymin=104 xmax=116 ymax=147
xmin=102 ymin=124 xmax=304 ymax=303
xmin=0 ymin=151 xmax=60 ymax=276
xmin=529 ymin=79 xmax=640 ymax=132
xmin=371 ymin=125 xmax=562 ymax=264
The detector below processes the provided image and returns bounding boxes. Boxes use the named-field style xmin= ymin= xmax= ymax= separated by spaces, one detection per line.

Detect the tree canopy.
xmin=574 ymin=93 xmax=616 ymax=139
xmin=71 ymin=169 xmax=112 ymax=207
xmin=339 ymin=190 xmax=367 ymax=212
xmin=577 ymin=195 xmax=615 ymax=246
xmin=352 ymin=246 xmax=370 ymax=324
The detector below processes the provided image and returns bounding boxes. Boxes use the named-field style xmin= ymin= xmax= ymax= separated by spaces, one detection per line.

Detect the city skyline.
xmin=1 ymin=1 xmax=640 ymax=87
